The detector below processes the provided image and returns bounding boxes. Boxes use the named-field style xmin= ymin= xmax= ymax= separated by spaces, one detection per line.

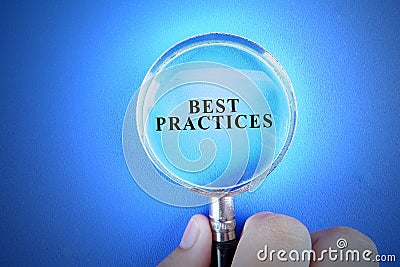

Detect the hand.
xmin=158 ymin=212 xmax=378 ymax=266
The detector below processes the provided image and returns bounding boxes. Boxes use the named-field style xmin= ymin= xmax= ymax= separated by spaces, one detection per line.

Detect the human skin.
xmin=158 ymin=213 xmax=378 ymax=267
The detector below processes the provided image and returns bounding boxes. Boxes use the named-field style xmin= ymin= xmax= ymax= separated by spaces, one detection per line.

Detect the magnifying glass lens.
xmin=136 ymin=34 xmax=296 ymax=194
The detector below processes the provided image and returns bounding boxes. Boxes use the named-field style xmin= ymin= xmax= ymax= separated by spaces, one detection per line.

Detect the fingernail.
xmin=179 ymin=217 xmax=200 ymax=249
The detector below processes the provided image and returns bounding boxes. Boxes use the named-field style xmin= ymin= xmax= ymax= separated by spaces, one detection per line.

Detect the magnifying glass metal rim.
xmin=136 ymin=32 xmax=297 ymax=197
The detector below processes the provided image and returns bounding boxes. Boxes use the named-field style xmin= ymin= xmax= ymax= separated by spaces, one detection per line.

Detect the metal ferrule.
xmin=209 ymin=196 xmax=236 ymax=242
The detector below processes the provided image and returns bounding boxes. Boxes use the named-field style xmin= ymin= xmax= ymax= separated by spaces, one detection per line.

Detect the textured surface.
xmin=1 ymin=1 xmax=399 ymax=266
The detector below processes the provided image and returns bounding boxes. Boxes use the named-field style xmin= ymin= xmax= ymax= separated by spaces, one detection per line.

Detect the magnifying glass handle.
xmin=211 ymin=239 xmax=238 ymax=267
xmin=209 ymin=196 xmax=238 ymax=267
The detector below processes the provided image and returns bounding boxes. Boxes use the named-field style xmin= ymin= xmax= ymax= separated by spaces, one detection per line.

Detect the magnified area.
xmin=129 ymin=33 xmax=297 ymax=197
xmin=137 ymin=62 xmax=279 ymax=190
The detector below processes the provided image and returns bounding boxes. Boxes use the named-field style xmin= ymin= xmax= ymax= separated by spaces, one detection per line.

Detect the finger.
xmin=232 ymin=212 xmax=311 ymax=267
xmin=157 ymin=214 xmax=212 ymax=267
xmin=310 ymin=226 xmax=379 ymax=267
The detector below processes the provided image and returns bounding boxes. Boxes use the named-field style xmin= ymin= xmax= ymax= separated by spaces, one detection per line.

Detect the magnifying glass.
xmin=123 ymin=33 xmax=297 ymax=266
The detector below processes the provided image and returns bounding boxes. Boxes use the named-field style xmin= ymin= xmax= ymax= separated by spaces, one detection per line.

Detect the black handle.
xmin=211 ymin=239 xmax=239 ymax=267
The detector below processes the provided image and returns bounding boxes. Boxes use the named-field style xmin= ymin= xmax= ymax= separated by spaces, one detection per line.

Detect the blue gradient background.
xmin=1 ymin=1 xmax=399 ymax=266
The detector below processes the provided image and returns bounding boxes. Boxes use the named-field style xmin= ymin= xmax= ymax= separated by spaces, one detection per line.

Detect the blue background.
xmin=1 ymin=1 xmax=399 ymax=265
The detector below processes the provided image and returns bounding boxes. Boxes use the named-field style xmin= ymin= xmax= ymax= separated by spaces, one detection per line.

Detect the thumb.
xmin=158 ymin=214 xmax=212 ymax=267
